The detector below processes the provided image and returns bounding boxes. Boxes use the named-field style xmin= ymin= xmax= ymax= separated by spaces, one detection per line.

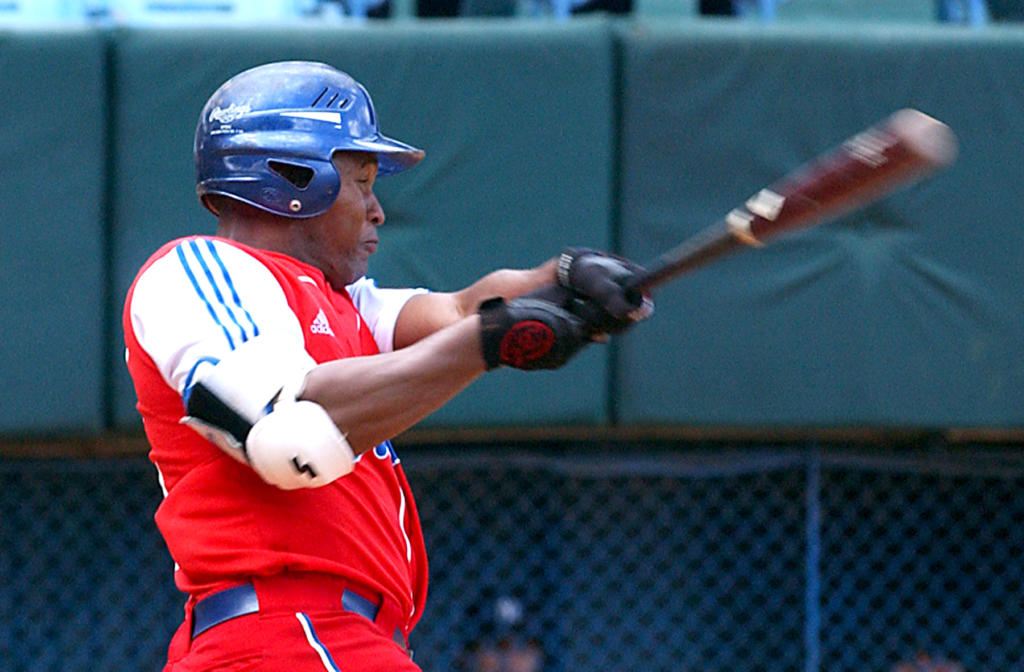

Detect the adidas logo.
xmin=310 ymin=309 xmax=334 ymax=336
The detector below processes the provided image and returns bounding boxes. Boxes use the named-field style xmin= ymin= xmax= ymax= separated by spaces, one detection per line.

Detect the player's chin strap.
xmin=180 ymin=334 xmax=354 ymax=490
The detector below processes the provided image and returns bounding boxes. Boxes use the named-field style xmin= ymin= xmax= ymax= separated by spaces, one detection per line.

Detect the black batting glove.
xmin=520 ymin=284 xmax=637 ymax=340
xmin=557 ymin=247 xmax=655 ymax=334
xmin=478 ymin=296 xmax=590 ymax=370
xmin=522 ymin=284 xmax=613 ymax=338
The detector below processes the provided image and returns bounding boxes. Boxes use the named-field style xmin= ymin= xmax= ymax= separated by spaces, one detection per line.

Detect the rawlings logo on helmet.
xmin=209 ymin=103 xmax=252 ymax=124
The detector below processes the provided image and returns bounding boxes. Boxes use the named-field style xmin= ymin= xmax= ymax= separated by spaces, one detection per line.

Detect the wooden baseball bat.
xmin=627 ymin=108 xmax=958 ymax=294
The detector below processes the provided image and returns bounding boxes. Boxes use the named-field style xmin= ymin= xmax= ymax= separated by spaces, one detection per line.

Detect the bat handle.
xmin=626 ymin=220 xmax=748 ymax=294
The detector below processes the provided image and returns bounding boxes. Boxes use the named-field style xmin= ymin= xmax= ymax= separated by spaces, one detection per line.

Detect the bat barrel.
xmin=746 ymin=108 xmax=958 ymax=241
xmin=627 ymin=109 xmax=958 ymax=293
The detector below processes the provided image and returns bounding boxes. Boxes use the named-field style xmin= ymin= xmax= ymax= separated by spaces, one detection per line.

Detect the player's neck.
xmin=216 ymin=215 xmax=294 ymax=257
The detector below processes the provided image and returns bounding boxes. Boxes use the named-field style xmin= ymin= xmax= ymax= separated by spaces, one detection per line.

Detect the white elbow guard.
xmin=181 ymin=334 xmax=354 ymax=490
xmin=245 ymin=399 xmax=354 ymax=490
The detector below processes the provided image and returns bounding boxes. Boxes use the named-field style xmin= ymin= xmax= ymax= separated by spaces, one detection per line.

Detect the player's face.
xmin=297 ymin=151 xmax=384 ymax=287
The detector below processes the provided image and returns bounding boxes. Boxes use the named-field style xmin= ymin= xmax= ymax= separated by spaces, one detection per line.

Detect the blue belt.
xmin=190 ymin=583 xmax=399 ymax=647
xmin=191 ymin=584 xmax=262 ymax=639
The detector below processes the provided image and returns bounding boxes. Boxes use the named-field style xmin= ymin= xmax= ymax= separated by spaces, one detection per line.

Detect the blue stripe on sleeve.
xmin=176 ymin=244 xmax=236 ymax=350
xmin=188 ymin=240 xmax=251 ymax=344
xmin=204 ymin=239 xmax=260 ymax=338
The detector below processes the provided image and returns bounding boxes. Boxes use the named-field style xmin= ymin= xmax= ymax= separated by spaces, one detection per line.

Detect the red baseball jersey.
xmin=123 ymin=235 xmax=429 ymax=633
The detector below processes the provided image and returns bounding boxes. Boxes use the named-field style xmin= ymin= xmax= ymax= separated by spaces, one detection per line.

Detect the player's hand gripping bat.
xmin=625 ymin=108 xmax=959 ymax=295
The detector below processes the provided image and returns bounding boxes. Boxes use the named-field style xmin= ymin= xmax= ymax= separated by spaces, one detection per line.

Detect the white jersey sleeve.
xmin=346 ymin=276 xmax=427 ymax=353
xmin=129 ymin=238 xmax=309 ymax=396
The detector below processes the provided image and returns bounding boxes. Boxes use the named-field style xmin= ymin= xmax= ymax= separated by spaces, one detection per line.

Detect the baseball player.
xmin=123 ymin=61 xmax=651 ymax=671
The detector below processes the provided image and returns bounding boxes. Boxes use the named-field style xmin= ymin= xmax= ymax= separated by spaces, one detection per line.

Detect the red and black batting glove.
xmin=557 ymin=247 xmax=654 ymax=334
xmin=478 ymin=296 xmax=590 ymax=370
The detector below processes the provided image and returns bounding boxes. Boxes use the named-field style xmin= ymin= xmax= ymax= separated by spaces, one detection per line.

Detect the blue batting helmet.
xmin=195 ymin=61 xmax=425 ymax=218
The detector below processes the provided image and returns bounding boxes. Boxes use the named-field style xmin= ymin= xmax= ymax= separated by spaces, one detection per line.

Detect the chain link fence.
xmin=2 ymin=440 xmax=1022 ymax=671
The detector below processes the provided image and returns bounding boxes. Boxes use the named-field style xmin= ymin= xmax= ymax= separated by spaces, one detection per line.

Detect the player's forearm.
xmin=393 ymin=258 xmax=559 ymax=349
xmin=450 ymin=258 xmax=558 ymax=315
xmin=302 ymin=316 xmax=486 ymax=454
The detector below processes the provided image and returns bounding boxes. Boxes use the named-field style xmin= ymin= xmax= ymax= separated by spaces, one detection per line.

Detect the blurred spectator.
xmin=987 ymin=0 xmax=1024 ymax=20
xmin=891 ymin=650 xmax=965 ymax=672
xmin=699 ymin=0 xmax=737 ymax=14
xmin=418 ymin=0 xmax=460 ymax=16
xmin=458 ymin=596 xmax=546 ymax=672
xmin=937 ymin=0 xmax=988 ymax=23
xmin=302 ymin=0 xmax=392 ymax=18
xmin=467 ymin=637 xmax=544 ymax=672
xmin=571 ymin=0 xmax=630 ymax=15
xmin=417 ymin=0 xmax=629 ymax=16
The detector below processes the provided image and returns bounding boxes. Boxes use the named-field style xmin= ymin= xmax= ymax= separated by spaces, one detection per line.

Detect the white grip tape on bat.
xmin=181 ymin=334 xmax=354 ymax=490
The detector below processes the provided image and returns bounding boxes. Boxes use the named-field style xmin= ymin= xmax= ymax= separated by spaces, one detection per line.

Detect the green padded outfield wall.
xmin=616 ymin=21 xmax=1024 ymax=429
xmin=107 ymin=20 xmax=617 ymax=432
xmin=9 ymin=21 xmax=1024 ymax=437
xmin=0 ymin=29 xmax=108 ymax=435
